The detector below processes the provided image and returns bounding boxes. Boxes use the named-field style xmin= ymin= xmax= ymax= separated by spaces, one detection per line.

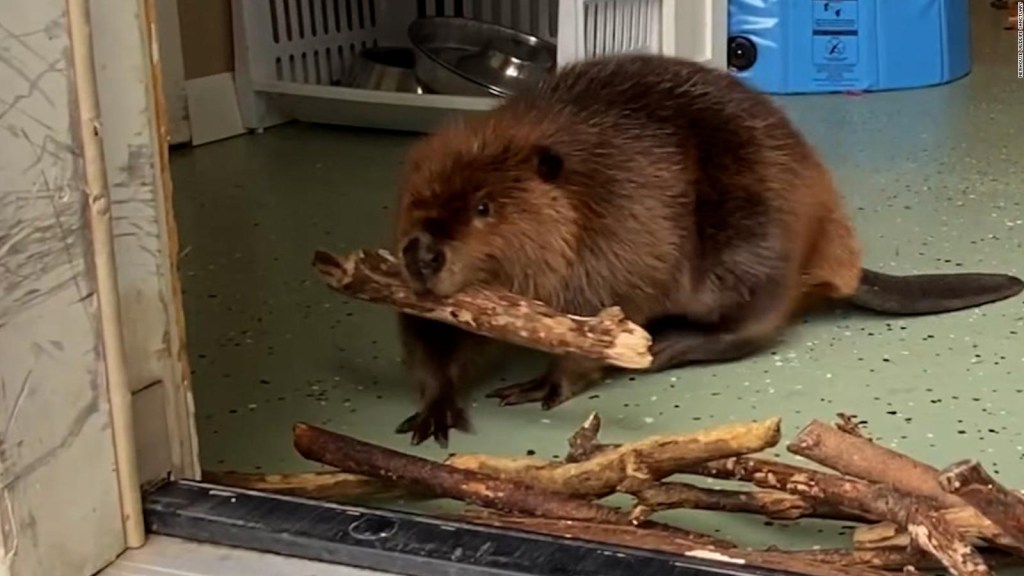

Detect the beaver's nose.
xmin=400 ymin=232 xmax=446 ymax=287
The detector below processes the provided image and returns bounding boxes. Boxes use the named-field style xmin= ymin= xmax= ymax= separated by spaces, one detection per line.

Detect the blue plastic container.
xmin=727 ymin=0 xmax=972 ymax=94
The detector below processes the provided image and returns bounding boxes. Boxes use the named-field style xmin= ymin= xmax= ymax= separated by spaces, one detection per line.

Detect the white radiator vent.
xmin=266 ymin=0 xmax=383 ymax=84
xmin=417 ymin=0 xmax=559 ymax=41
xmin=249 ymin=0 xmax=665 ymax=87
xmin=577 ymin=0 xmax=663 ymax=59
xmin=232 ymin=0 xmax=725 ymax=132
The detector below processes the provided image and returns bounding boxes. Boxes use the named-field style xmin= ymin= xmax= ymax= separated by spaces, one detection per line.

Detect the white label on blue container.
xmin=812 ymin=0 xmax=860 ymax=87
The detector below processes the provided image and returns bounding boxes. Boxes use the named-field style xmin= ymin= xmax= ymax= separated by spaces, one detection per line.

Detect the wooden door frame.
xmin=153 ymin=0 xmax=192 ymax=144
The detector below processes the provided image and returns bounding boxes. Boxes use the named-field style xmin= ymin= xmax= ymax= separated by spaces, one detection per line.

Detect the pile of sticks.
xmin=211 ymin=414 xmax=1024 ymax=576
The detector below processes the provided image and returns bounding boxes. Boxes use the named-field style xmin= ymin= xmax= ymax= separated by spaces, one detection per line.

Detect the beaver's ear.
xmin=534 ymin=145 xmax=564 ymax=183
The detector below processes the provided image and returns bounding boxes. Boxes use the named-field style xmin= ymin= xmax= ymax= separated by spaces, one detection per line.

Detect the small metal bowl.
xmin=346 ymin=46 xmax=425 ymax=93
xmin=408 ymin=17 xmax=556 ymax=97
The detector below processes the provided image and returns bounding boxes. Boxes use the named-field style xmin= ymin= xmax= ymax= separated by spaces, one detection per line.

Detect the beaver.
xmin=391 ymin=53 xmax=1024 ymax=447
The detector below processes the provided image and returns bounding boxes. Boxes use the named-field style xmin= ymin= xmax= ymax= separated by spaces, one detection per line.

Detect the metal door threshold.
xmin=142 ymin=481 xmax=800 ymax=576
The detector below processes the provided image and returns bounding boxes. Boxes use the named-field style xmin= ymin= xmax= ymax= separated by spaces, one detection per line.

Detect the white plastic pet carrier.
xmin=231 ymin=0 xmax=727 ymax=133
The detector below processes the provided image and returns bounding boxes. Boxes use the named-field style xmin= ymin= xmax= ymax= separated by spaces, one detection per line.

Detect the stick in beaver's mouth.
xmin=311 ymin=248 xmax=653 ymax=369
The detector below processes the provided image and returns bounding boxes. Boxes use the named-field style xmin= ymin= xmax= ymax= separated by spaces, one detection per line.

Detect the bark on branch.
xmin=783 ymin=471 xmax=990 ymax=575
xmin=787 ymin=419 xmax=964 ymax=509
xmin=854 ymin=506 xmax=1022 ymax=552
xmin=628 ymin=481 xmax=864 ymax=522
xmin=785 ymin=421 xmax=1019 ymax=556
xmin=291 ymin=422 xmax=731 ymax=548
xmin=784 ymin=423 xmax=993 ymax=576
xmin=312 ymin=249 xmax=652 ymax=368
xmin=563 ymin=413 xmax=872 ymax=521
xmin=939 ymin=459 xmax=1024 ymax=552
xmin=292 ymin=422 xmax=632 ymax=524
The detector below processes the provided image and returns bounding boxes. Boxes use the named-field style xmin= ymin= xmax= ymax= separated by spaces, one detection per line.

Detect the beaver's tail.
xmin=848 ymin=268 xmax=1024 ymax=315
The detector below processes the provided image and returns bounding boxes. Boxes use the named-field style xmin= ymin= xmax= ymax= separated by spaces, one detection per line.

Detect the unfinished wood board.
xmin=185 ymin=72 xmax=247 ymax=145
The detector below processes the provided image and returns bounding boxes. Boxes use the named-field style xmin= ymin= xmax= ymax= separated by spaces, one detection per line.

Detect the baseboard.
xmin=185 ymin=72 xmax=247 ymax=146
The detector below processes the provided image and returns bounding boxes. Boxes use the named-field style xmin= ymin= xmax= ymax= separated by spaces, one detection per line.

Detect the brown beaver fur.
xmin=391 ymin=53 xmax=1024 ymax=447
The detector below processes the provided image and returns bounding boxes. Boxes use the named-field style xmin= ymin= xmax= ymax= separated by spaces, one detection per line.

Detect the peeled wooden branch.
xmin=559 ymin=417 xmax=847 ymax=495
xmin=789 ymin=421 xmax=1020 ymax=556
xmin=794 ymin=548 xmax=1024 ymax=572
xmin=629 ymin=481 xmax=864 ymax=522
xmin=854 ymin=506 xmax=1022 ymax=552
xmin=908 ymin=511 xmax=992 ymax=576
xmin=293 ymin=422 xmax=635 ymax=524
xmin=459 ymin=511 xmax=891 ymax=576
xmin=563 ymin=412 xmax=623 ymax=463
xmin=566 ymin=411 xmax=605 ymax=463
xmin=684 ymin=452 xmax=994 ymax=574
xmin=939 ymin=459 xmax=1024 ymax=551
xmin=787 ymin=419 xmax=964 ymax=509
xmin=451 ymin=451 xmax=866 ymax=524
xmin=448 ymin=415 xmax=874 ymax=525
xmin=559 ymin=413 xmax=797 ymax=495
xmin=689 ymin=456 xmax=852 ymax=492
xmin=689 ymin=453 xmax=1016 ymax=556
xmin=312 ymin=249 xmax=652 ymax=369
xmin=558 ymin=415 xmax=856 ymax=511
xmin=292 ymin=422 xmax=733 ymax=547
xmin=201 ymin=469 xmax=429 ymax=502
xmin=553 ymin=411 xmax=995 ymax=571
xmin=445 ymin=417 xmax=782 ymax=498
xmin=783 ymin=427 xmax=992 ymax=576
xmin=786 ymin=474 xmax=990 ymax=576
xmin=688 ymin=450 xmax=1000 ymax=573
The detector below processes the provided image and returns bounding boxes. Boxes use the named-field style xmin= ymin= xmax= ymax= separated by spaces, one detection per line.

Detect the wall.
xmin=177 ymin=0 xmax=233 ymax=79
xmin=0 ymin=1 xmax=127 ymax=574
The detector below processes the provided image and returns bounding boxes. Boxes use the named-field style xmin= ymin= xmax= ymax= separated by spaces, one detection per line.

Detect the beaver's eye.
xmin=475 ymin=201 xmax=491 ymax=218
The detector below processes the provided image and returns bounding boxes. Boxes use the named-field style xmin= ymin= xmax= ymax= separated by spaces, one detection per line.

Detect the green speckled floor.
xmin=171 ymin=5 xmax=1023 ymax=558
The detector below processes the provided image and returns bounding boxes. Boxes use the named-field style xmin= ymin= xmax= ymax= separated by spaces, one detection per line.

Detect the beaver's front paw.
xmin=486 ymin=375 xmax=570 ymax=410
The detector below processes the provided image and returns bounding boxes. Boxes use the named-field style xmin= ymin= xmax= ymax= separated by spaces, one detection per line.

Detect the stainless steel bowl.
xmin=407 ymin=17 xmax=556 ymax=97
xmin=346 ymin=46 xmax=425 ymax=93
